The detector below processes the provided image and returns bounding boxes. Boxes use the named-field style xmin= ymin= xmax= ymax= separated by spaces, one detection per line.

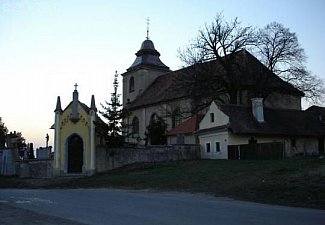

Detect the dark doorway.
xmin=67 ymin=134 xmax=83 ymax=173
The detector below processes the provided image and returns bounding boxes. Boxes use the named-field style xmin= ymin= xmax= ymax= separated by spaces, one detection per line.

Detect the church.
xmin=121 ymin=36 xmax=325 ymax=158
xmin=122 ymin=37 xmax=303 ymax=144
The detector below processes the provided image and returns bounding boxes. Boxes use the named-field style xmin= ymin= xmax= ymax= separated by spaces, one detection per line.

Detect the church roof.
xmin=198 ymin=104 xmax=325 ymax=137
xmin=127 ymin=39 xmax=169 ymax=72
xmin=127 ymin=50 xmax=303 ymax=110
xmin=306 ymin=105 xmax=325 ymax=113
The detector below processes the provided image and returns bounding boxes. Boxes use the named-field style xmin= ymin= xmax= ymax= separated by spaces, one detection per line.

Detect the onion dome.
xmin=127 ymin=39 xmax=169 ymax=71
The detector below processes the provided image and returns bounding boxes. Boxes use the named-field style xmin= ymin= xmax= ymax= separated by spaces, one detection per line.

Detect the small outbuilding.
xmin=197 ymin=99 xmax=325 ymax=159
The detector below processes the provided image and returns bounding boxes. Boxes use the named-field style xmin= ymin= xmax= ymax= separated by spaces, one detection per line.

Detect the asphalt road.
xmin=0 ymin=189 xmax=324 ymax=225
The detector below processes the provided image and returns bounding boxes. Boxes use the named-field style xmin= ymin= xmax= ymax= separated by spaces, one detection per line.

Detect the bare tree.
xmin=177 ymin=13 xmax=257 ymax=111
xmin=256 ymin=22 xmax=324 ymax=103
xmin=179 ymin=13 xmax=256 ymax=64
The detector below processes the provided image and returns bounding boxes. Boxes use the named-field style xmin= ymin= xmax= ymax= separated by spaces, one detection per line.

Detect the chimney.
xmin=251 ymin=97 xmax=264 ymax=123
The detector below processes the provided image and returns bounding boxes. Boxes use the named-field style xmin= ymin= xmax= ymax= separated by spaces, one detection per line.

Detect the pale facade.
xmin=123 ymin=68 xmax=168 ymax=106
xmin=53 ymin=89 xmax=98 ymax=176
xmin=198 ymin=101 xmax=323 ymax=159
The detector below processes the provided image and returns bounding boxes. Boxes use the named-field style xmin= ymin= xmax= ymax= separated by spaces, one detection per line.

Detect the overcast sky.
xmin=1 ymin=0 xmax=324 ymax=148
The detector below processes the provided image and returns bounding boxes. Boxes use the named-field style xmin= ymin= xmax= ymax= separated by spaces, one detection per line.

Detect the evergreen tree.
xmin=100 ymin=71 xmax=127 ymax=147
xmin=147 ymin=116 xmax=167 ymax=145
xmin=0 ymin=117 xmax=8 ymax=148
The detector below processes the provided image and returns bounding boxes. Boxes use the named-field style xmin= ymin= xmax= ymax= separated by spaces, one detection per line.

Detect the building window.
xmin=132 ymin=116 xmax=139 ymax=136
xmin=129 ymin=77 xmax=135 ymax=93
xmin=150 ymin=113 xmax=158 ymax=123
xmin=206 ymin=142 xmax=211 ymax=153
xmin=172 ymin=108 xmax=182 ymax=128
xmin=291 ymin=138 xmax=296 ymax=148
xmin=210 ymin=113 xmax=214 ymax=123
xmin=215 ymin=142 xmax=220 ymax=152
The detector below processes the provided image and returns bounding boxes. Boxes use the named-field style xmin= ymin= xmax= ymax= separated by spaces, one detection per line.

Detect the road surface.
xmin=0 ymin=189 xmax=324 ymax=225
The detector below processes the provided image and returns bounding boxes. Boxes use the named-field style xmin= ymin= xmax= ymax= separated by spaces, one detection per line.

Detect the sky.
xmin=0 ymin=0 xmax=324 ymax=148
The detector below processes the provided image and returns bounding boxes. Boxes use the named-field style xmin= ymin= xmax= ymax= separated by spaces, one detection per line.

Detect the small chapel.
xmin=52 ymin=84 xmax=99 ymax=176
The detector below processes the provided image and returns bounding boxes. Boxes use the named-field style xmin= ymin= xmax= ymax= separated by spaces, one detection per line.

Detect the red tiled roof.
xmin=167 ymin=114 xmax=204 ymax=136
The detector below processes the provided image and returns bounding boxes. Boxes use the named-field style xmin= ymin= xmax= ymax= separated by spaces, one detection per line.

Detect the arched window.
xmin=172 ymin=108 xmax=182 ymax=128
xmin=129 ymin=77 xmax=135 ymax=93
xmin=132 ymin=116 xmax=139 ymax=136
xmin=150 ymin=113 xmax=158 ymax=123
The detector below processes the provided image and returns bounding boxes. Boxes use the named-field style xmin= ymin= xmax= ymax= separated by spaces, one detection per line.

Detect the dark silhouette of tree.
xmin=100 ymin=71 xmax=128 ymax=147
xmin=0 ymin=117 xmax=8 ymax=148
xmin=178 ymin=14 xmax=324 ymax=110
xmin=15 ymin=132 xmax=26 ymax=149
xmin=257 ymin=22 xmax=324 ymax=103
xmin=146 ymin=116 xmax=167 ymax=145
xmin=177 ymin=13 xmax=257 ymax=112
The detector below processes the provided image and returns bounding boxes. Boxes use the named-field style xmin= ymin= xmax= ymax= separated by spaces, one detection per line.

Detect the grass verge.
xmin=1 ymin=158 xmax=324 ymax=209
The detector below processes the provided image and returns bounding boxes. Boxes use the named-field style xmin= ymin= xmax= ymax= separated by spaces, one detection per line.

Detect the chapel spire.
xmin=70 ymin=83 xmax=80 ymax=123
xmin=55 ymin=96 xmax=62 ymax=113
xmin=90 ymin=95 xmax=97 ymax=111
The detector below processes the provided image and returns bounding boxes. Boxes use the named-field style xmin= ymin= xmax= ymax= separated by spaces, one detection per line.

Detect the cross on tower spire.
xmin=146 ymin=17 xmax=150 ymax=40
xmin=74 ymin=83 xmax=78 ymax=91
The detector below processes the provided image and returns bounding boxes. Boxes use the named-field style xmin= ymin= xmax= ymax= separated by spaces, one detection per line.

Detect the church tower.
xmin=121 ymin=37 xmax=170 ymax=107
xmin=53 ymin=85 xmax=98 ymax=176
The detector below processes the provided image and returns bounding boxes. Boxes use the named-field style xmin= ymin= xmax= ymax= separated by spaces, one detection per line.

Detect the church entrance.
xmin=67 ymin=134 xmax=83 ymax=173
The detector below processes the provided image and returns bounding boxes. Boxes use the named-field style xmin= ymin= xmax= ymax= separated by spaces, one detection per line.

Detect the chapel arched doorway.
xmin=67 ymin=134 xmax=83 ymax=173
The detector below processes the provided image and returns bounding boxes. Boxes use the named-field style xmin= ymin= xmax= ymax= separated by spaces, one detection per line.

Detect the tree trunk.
xmin=229 ymin=90 xmax=238 ymax=104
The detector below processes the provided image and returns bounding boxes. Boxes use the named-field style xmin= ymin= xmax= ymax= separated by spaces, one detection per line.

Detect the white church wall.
xmin=122 ymin=68 xmax=167 ymax=107
xmin=126 ymin=98 xmax=194 ymax=145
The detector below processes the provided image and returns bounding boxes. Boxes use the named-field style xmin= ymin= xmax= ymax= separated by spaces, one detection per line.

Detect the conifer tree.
xmin=100 ymin=71 xmax=127 ymax=147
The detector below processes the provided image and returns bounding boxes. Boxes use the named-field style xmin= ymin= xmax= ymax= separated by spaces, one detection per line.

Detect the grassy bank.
xmin=1 ymin=158 xmax=324 ymax=209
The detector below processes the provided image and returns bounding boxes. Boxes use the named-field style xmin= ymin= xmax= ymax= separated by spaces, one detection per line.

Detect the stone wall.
xmin=0 ymin=148 xmax=19 ymax=176
xmin=96 ymin=145 xmax=200 ymax=172
xmin=17 ymin=159 xmax=53 ymax=178
xmin=36 ymin=147 xmax=52 ymax=159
